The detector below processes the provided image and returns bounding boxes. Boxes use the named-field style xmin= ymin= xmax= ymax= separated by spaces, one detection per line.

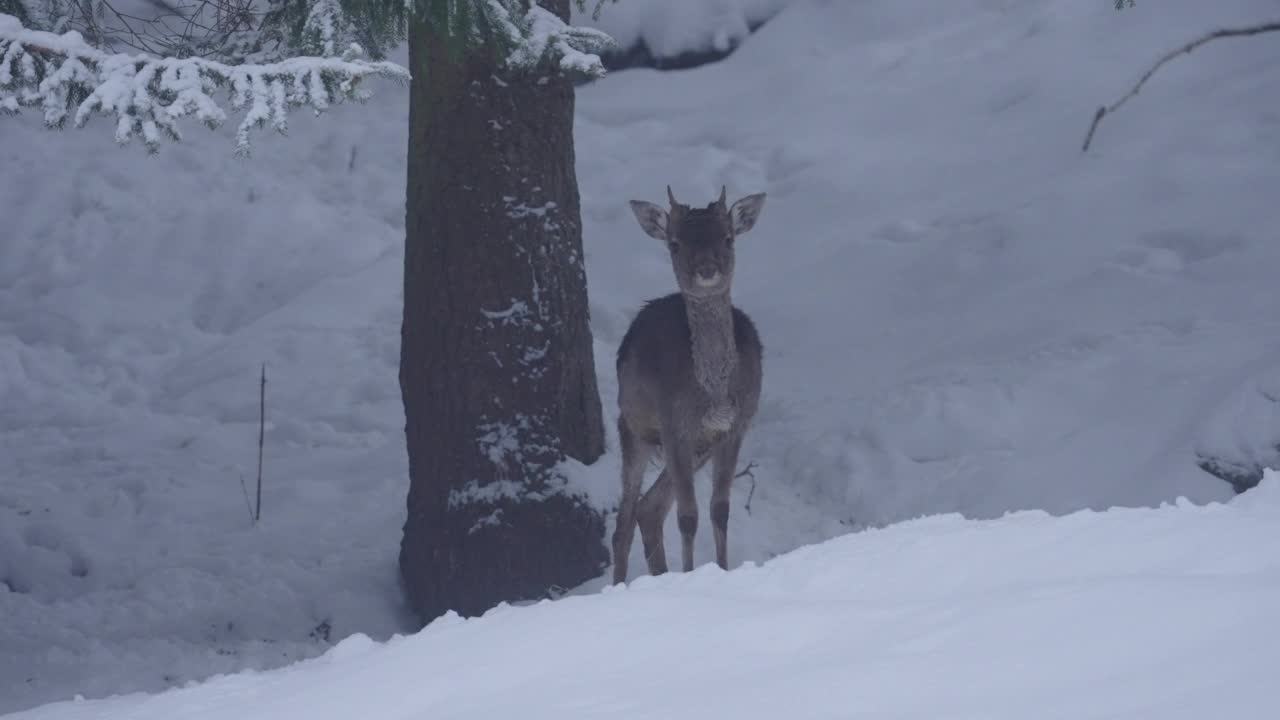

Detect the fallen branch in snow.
xmin=737 ymin=461 xmax=758 ymax=515
xmin=1082 ymin=20 xmax=1280 ymax=152
xmin=0 ymin=12 xmax=409 ymax=154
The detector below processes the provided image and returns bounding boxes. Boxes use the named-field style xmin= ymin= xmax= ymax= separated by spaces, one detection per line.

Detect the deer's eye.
xmin=668 ymin=240 xmax=680 ymax=252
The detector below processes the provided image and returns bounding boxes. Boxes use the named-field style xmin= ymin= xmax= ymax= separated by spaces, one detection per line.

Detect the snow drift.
xmin=9 ymin=472 xmax=1280 ymax=720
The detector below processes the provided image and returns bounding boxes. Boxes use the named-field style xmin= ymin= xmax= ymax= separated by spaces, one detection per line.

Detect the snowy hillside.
xmin=10 ymin=473 xmax=1280 ymax=720
xmin=4 ymin=0 xmax=1280 ymax=713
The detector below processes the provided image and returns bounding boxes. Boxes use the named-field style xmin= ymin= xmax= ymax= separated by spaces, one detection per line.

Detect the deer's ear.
xmin=729 ymin=193 xmax=767 ymax=235
xmin=629 ymin=200 xmax=669 ymax=241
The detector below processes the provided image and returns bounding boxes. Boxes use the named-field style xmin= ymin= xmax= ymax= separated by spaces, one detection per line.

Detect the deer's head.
xmin=629 ymin=186 xmax=767 ymax=298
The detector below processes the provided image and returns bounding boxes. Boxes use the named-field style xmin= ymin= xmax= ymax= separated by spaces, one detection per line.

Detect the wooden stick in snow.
xmin=256 ymin=362 xmax=265 ymax=524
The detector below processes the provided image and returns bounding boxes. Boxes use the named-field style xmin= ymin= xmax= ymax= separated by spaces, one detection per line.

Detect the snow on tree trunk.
xmin=399 ymin=0 xmax=607 ymax=624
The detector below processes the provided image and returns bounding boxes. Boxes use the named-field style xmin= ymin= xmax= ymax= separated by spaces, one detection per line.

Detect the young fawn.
xmin=612 ymin=186 xmax=767 ymax=583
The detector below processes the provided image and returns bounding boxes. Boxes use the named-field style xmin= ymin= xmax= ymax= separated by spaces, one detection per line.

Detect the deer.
xmin=611 ymin=185 xmax=768 ymax=584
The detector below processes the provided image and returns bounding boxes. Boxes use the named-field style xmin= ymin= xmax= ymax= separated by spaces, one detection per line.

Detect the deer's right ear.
xmin=629 ymin=200 xmax=669 ymax=241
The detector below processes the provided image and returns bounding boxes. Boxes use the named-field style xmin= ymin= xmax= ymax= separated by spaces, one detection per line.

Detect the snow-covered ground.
xmin=3 ymin=0 xmax=1280 ymax=714
xmin=11 ymin=471 xmax=1280 ymax=720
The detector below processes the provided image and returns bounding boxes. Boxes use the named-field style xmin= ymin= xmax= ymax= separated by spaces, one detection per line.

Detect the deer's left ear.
xmin=729 ymin=193 xmax=767 ymax=235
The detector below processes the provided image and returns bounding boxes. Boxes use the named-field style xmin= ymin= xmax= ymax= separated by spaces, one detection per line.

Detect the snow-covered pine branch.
xmin=0 ymin=11 xmax=408 ymax=153
xmin=267 ymin=1 xmax=616 ymax=75
xmin=505 ymin=2 xmax=613 ymax=76
xmin=302 ymin=0 xmax=351 ymax=58
xmin=0 ymin=2 xmax=616 ymax=152
xmin=471 ymin=0 xmax=614 ymax=77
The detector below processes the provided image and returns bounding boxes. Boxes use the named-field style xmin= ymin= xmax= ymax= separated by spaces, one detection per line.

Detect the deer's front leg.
xmin=660 ymin=434 xmax=700 ymax=573
xmin=710 ymin=433 xmax=744 ymax=571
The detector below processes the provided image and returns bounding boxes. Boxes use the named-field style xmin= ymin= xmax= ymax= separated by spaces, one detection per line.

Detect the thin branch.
xmin=736 ymin=461 xmax=758 ymax=515
xmin=23 ymin=0 xmax=268 ymax=61
xmin=238 ymin=472 xmax=255 ymax=523
xmin=1082 ymin=20 xmax=1280 ymax=152
xmin=101 ymin=3 xmax=164 ymax=54
xmin=255 ymin=362 xmax=265 ymax=524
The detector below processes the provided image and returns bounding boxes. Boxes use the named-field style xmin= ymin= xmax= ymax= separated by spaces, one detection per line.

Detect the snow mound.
xmin=574 ymin=0 xmax=792 ymax=61
xmin=9 ymin=477 xmax=1279 ymax=719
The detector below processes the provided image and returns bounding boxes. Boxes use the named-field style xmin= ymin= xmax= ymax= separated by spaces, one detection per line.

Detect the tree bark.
xmin=399 ymin=0 xmax=607 ymax=625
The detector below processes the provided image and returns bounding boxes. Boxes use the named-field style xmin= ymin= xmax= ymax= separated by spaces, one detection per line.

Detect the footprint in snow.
xmin=1111 ymin=230 xmax=1244 ymax=276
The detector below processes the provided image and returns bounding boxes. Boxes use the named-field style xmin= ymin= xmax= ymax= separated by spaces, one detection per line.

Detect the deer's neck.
xmin=686 ymin=293 xmax=736 ymax=403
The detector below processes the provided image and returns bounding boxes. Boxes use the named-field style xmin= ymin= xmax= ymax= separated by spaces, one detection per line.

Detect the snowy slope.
xmin=4 ymin=0 xmax=1280 ymax=712
xmin=9 ymin=473 xmax=1280 ymax=720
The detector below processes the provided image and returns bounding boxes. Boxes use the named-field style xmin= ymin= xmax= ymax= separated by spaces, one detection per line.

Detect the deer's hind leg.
xmin=612 ymin=417 xmax=655 ymax=585
xmin=638 ymin=444 xmax=711 ymax=575
xmin=636 ymin=465 xmax=674 ymax=576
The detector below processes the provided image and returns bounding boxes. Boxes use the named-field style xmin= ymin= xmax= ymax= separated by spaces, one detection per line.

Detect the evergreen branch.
xmin=1082 ymin=20 xmax=1280 ymax=152
xmin=518 ymin=3 xmax=613 ymax=77
xmin=0 ymin=11 xmax=408 ymax=153
xmin=1 ymin=1 xmax=617 ymax=152
xmin=301 ymin=0 xmax=347 ymax=57
xmin=477 ymin=0 xmax=613 ymax=78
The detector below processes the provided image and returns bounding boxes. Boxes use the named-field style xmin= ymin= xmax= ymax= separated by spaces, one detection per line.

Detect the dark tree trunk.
xmin=399 ymin=0 xmax=608 ymax=625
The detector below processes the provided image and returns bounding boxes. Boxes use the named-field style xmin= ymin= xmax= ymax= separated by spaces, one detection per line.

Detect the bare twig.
xmin=238 ymin=472 xmax=255 ymax=523
xmin=1083 ymin=20 xmax=1280 ymax=152
xmin=28 ymin=0 xmax=271 ymax=59
xmin=736 ymin=461 xmax=758 ymax=515
xmin=255 ymin=362 xmax=265 ymax=524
